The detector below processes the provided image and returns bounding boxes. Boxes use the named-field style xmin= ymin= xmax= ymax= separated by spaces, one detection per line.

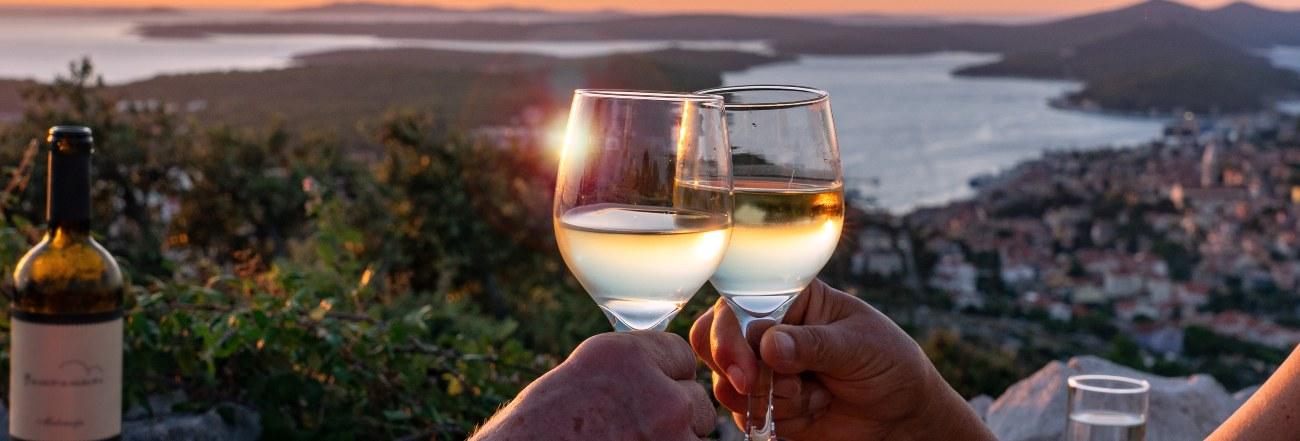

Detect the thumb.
xmin=759 ymin=323 xmax=859 ymax=377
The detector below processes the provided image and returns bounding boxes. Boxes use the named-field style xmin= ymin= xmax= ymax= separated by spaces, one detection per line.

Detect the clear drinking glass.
xmin=1066 ymin=375 xmax=1150 ymax=441
xmin=553 ymin=89 xmax=733 ymax=332
xmin=696 ymin=85 xmax=844 ymax=440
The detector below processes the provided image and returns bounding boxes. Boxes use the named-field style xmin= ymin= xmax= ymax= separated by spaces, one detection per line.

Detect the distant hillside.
xmin=0 ymin=6 xmax=181 ymax=16
xmin=126 ymin=0 xmax=1300 ymax=113
xmin=294 ymin=47 xmax=787 ymax=72
xmin=138 ymin=14 xmax=834 ymax=40
xmin=776 ymin=0 xmax=1300 ymax=54
xmin=955 ymin=24 xmax=1300 ymax=113
xmin=278 ymin=1 xmax=550 ymax=15
xmin=141 ymin=1 xmax=1300 ymax=52
xmin=0 ymin=79 xmax=35 ymax=122
xmin=99 ymin=48 xmax=787 ymax=145
xmin=955 ymin=23 xmax=1267 ymax=80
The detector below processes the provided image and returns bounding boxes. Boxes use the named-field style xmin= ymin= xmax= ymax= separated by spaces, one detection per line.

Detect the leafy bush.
xmin=921 ymin=329 xmax=1024 ymax=398
xmin=117 ymin=259 xmax=546 ymax=439
xmin=0 ymin=60 xmax=585 ymax=440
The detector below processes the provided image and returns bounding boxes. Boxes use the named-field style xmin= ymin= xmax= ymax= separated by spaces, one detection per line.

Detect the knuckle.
xmin=652 ymin=333 xmax=695 ymax=374
xmin=670 ymin=397 xmax=693 ymax=423
xmin=689 ymin=320 xmax=708 ymax=350
xmin=801 ymin=329 xmax=827 ymax=364
xmin=670 ymin=380 xmax=693 ymax=403
xmin=711 ymin=340 xmax=738 ymax=366
xmin=575 ymin=333 xmax=636 ymax=362
xmin=661 ymin=331 xmax=690 ymax=354
xmin=650 ymin=386 xmax=694 ymax=432
xmin=687 ymin=380 xmax=709 ymax=402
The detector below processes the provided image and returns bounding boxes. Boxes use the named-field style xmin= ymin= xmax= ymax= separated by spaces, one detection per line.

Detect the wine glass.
xmin=553 ymin=89 xmax=733 ymax=332
xmin=696 ymin=85 xmax=844 ymax=440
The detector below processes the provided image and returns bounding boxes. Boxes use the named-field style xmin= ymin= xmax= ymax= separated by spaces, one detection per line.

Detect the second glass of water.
xmin=1067 ymin=374 xmax=1150 ymax=441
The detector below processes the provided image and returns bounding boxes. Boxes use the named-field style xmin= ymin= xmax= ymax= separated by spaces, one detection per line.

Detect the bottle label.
xmin=9 ymin=316 xmax=122 ymax=440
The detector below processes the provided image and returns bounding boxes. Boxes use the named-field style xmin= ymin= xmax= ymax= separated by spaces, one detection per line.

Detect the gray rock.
xmin=985 ymin=356 xmax=1237 ymax=441
xmin=1 ymin=397 xmax=257 ymax=441
xmin=967 ymin=395 xmax=994 ymax=422
xmin=714 ymin=416 xmax=744 ymax=441
xmin=1231 ymin=385 xmax=1260 ymax=406
xmin=124 ymin=390 xmax=188 ymax=420
xmin=123 ymin=403 xmax=260 ymax=441
xmin=4 ymin=395 xmax=258 ymax=439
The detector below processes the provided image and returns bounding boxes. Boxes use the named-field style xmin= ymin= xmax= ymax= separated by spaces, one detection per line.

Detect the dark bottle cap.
xmin=45 ymin=125 xmax=93 ymax=227
xmin=47 ymin=125 xmax=94 ymax=154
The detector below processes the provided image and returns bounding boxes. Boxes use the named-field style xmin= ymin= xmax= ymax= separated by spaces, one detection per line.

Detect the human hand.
xmin=472 ymin=331 xmax=716 ymax=441
xmin=690 ymin=280 xmax=992 ymax=441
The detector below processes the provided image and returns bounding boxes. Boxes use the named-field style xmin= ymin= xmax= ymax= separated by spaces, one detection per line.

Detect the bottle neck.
xmin=46 ymin=150 xmax=91 ymax=234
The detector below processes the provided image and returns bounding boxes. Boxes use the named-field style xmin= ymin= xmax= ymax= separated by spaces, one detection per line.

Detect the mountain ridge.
xmin=276 ymin=1 xmax=555 ymax=15
xmin=120 ymin=0 xmax=1300 ymax=113
xmin=954 ymin=23 xmax=1300 ymax=113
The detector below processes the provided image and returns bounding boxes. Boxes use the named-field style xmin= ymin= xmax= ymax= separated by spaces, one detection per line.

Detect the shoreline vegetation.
xmin=0 ymin=48 xmax=790 ymax=145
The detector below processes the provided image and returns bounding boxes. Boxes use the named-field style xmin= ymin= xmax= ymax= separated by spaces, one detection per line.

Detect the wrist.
xmin=472 ymin=372 xmax=574 ymax=440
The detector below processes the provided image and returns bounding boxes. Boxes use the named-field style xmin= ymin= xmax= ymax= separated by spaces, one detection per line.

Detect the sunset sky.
xmin=6 ymin=0 xmax=1300 ymax=16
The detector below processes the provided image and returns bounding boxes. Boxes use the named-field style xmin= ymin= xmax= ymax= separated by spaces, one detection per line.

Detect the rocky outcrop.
xmin=981 ymin=356 xmax=1246 ymax=441
xmin=1231 ymin=384 xmax=1260 ymax=406
xmin=716 ymin=416 xmax=743 ymax=441
xmin=123 ymin=403 xmax=260 ymax=441
xmin=967 ymin=395 xmax=994 ymax=422
xmin=0 ymin=391 xmax=260 ymax=441
xmin=715 ymin=355 xmax=1261 ymax=440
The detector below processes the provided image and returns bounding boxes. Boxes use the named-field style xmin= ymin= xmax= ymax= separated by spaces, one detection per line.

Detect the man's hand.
xmin=690 ymin=280 xmax=993 ymax=441
xmin=472 ymin=331 xmax=716 ymax=441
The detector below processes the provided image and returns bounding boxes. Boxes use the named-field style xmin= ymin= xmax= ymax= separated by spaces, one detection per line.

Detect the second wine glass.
xmin=698 ymin=85 xmax=844 ymax=441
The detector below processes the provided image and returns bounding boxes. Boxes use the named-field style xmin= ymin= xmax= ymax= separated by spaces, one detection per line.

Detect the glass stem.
xmin=745 ymin=362 xmax=776 ymax=441
xmin=724 ymin=293 xmax=798 ymax=441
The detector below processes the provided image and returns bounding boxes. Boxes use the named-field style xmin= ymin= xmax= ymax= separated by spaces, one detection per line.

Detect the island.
xmin=132 ymin=0 xmax=1300 ymax=115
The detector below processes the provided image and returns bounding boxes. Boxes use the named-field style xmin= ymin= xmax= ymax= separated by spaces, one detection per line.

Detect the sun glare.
xmin=545 ymin=113 xmax=570 ymax=160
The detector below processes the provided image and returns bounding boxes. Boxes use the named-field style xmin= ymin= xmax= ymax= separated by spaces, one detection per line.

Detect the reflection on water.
xmin=0 ymin=13 xmax=770 ymax=83
xmin=5 ymin=12 xmax=1300 ymax=213
xmin=724 ymin=53 xmax=1165 ymax=213
xmin=1270 ymin=47 xmax=1300 ymax=116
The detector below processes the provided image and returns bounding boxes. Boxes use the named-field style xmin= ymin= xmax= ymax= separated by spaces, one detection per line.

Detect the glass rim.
xmin=574 ymin=89 xmax=724 ymax=103
xmin=694 ymin=84 xmax=829 ymax=110
xmin=1067 ymin=374 xmax=1151 ymax=395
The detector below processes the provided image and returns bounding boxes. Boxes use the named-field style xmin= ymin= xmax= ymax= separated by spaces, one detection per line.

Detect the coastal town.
xmin=851 ymin=110 xmax=1300 ymax=368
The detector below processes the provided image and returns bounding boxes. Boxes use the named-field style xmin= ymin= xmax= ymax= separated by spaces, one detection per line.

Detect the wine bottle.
xmin=10 ymin=126 xmax=123 ymax=441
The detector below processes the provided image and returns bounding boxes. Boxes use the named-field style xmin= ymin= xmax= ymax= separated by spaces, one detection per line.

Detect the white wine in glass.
xmin=556 ymin=203 xmax=730 ymax=330
xmin=553 ymin=90 xmax=733 ymax=332
xmin=711 ymin=178 xmax=843 ymax=314
xmin=697 ymin=85 xmax=843 ymax=441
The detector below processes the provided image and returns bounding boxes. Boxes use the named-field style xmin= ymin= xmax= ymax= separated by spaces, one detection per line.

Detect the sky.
xmin=5 ymin=0 xmax=1300 ymax=16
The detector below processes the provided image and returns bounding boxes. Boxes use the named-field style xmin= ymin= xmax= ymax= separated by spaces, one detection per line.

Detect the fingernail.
xmin=772 ymin=331 xmax=795 ymax=361
xmin=726 ymin=365 xmax=747 ymax=387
